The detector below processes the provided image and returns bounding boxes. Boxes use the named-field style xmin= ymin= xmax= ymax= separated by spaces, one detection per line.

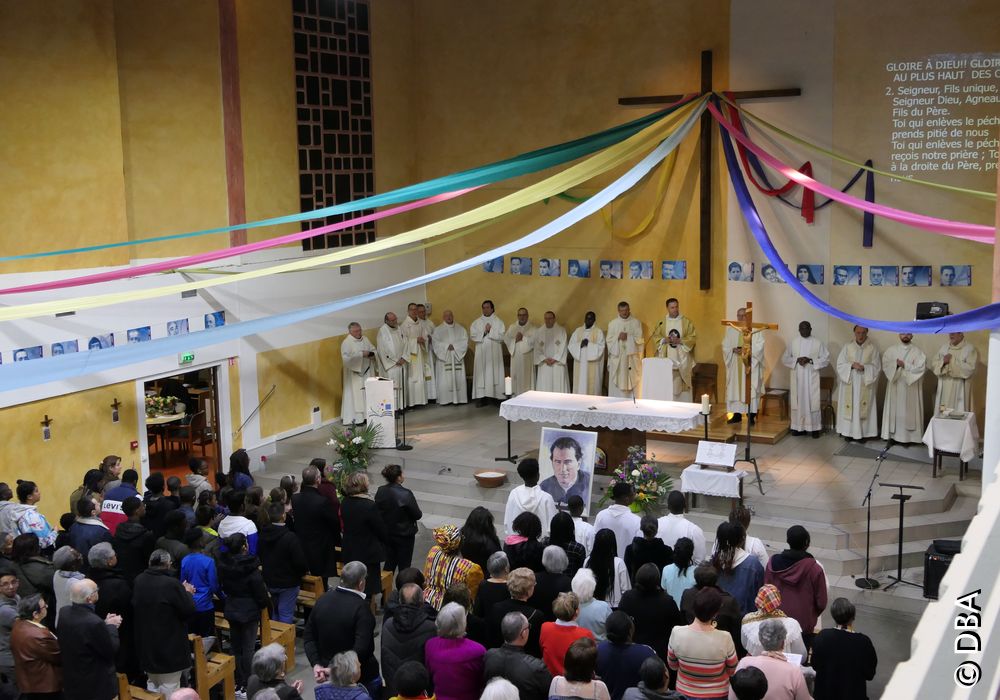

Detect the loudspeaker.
xmin=924 ymin=541 xmax=959 ymax=599
xmin=915 ymin=302 xmax=949 ymax=320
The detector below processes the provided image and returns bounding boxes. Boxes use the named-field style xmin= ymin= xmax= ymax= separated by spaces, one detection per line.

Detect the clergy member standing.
xmin=655 ymin=297 xmax=696 ymax=359
xmin=881 ymin=332 xmax=926 ymax=445
xmin=931 ymin=332 xmax=978 ymax=412
xmin=607 ymin=301 xmax=644 ymax=398
xmin=470 ymin=299 xmax=506 ymax=405
xmin=417 ymin=303 xmax=437 ymax=402
xmin=340 ymin=322 xmax=375 ymax=425
xmin=534 ymin=311 xmax=570 ymax=393
xmin=723 ymin=307 xmax=765 ymax=424
xmin=432 ymin=309 xmax=468 ymax=405
xmin=400 ymin=303 xmax=429 ymax=407
xmin=835 ymin=325 xmax=881 ymax=441
xmin=661 ymin=329 xmax=694 ymax=402
xmin=504 ymin=307 xmax=536 ymax=395
xmin=377 ymin=311 xmax=408 ymax=404
xmin=780 ymin=321 xmax=829 ymax=438
xmin=568 ymin=311 xmax=605 ymax=395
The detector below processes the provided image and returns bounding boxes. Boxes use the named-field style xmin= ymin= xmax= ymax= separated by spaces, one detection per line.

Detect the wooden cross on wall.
xmin=619 ymin=50 xmax=800 ymax=290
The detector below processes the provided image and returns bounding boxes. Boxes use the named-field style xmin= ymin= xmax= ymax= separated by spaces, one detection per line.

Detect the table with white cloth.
xmin=922 ymin=412 xmax=980 ymax=480
xmin=680 ymin=464 xmax=747 ymax=505
xmin=499 ymin=390 xmax=701 ymax=468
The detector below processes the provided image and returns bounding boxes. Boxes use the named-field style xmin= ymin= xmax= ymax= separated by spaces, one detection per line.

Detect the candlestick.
xmin=701 ymin=394 xmax=710 ymax=414
xmin=504 ymin=376 xmax=513 ymax=395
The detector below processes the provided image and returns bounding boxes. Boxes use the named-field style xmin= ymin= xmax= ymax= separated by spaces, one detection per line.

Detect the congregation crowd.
xmin=0 ymin=447 xmax=879 ymax=700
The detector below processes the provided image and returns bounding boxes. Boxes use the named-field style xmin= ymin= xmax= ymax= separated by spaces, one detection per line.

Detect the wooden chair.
xmin=692 ymin=363 xmax=719 ymax=404
xmin=260 ymin=607 xmax=296 ymax=671
xmin=117 ymin=674 xmax=164 ymax=700
xmin=296 ymin=574 xmax=323 ymax=615
xmin=189 ymin=633 xmax=236 ymax=700
xmin=760 ymin=387 xmax=789 ymax=420
xmin=165 ymin=411 xmax=209 ymax=456
xmin=819 ymin=376 xmax=836 ymax=431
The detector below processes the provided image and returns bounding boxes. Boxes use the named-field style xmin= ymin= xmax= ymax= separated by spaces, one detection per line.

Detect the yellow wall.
xmin=0 ymin=381 xmax=139 ymax=525
xmin=228 ymin=358 xmax=243 ymax=450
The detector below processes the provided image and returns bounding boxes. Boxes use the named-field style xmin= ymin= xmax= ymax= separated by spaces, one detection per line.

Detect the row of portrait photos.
xmin=732 ymin=263 xmax=973 ymax=287
xmin=483 ymin=257 xmax=690 ymax=280
xmin=0 ymin=312 xmax=225 ymax=364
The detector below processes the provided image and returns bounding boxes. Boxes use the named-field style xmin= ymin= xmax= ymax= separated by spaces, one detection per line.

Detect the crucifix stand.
xmin=721 ymin=302 xmax=778 ymax=494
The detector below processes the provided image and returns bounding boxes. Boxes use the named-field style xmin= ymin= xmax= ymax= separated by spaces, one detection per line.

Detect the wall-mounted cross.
xmin=40 ymin=414 xmax=53 ymax=428
xmin=110 ymin=398 xmax=122 ymax=412
xmin=619 ymin=50 xmax=800 ymax=290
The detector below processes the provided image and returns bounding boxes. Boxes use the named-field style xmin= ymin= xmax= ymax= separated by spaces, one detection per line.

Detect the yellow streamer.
xmin=0 ymin=98 xmax=703 ymax=322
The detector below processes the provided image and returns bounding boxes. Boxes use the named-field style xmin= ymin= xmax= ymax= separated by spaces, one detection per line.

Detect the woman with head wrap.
xmin=740 ymin=584 xmax=807 ymax=658
xmin=422 ymin=525 xmax=483 ymax=610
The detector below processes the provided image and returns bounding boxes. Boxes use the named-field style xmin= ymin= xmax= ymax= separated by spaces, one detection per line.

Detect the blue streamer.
xmin=0 ymin=103 xmax=706 ymax=392
xmin=719 ymin=112 xmax=1000 ymax=334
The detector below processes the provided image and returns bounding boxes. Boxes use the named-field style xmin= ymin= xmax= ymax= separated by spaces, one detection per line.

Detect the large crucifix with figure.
xmin=619 ymin=50 xmax=800 ymax=290
xmin=720 ymin=301 xmax=778 ymax=494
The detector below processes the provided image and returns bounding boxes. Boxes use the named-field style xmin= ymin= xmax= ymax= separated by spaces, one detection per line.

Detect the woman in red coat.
xmin=539 ymin=592 xmax=593 ymax=676
xmin=10 ymin=594 xmax=61 ymax=699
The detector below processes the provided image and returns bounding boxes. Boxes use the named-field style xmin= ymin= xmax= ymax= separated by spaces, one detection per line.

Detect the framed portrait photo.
xmin=900 ymin=265 xmax=931 ymax=287
xmin=628 ymin=261 xmax=653 ymax=280
xmin=599 ymin=260 xmax=623 ymax=279
xmin=509 ymin=256 xmax=532 ymax=276
xmin=538 ymin=427 xmax=598 ymax=514
xmin=167 ymin=319 xmax=189 ymax=336
xmin=12 ymin=345 xmax=43 ymax=362
xmin=728 ymin=261 xmax=754 ymax=282
xmin=939 ymin=265 xmax=971 ymax=287
xmin=87 ymin=334 xmax=115 ymax=350
xmin=482 ymin=256 xmax=504 ymax=273
xmin=760 ymin=263 xmax=786 ymax=284
xmin=568 ymin=259 xmax=590 ymax=278
xmin=795 ymin=264 xmax=825 ymax=286
xmin=538 ymin=258 xmax=561 ymax=277
xmin=205 ymin=311 xmax=226 ymax=329
xmin=662 ymin=260 xmax=687 ymax=280
xmin=869 ymin=265 xmax=898 ymax=287
xmin=832 ymin=265 xmax=861 ymax=286
xmin=127 ymin=326 xmax=152 ymax=344
xmin=51 ymin=340 xmax=79 ymax=356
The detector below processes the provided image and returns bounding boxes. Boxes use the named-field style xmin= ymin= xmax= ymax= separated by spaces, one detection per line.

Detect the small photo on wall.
xmin=205 ymin=311 xmax=226 ymax=329
xmin=939 ymin=265 xmax=972 ymax=287
xmin=832 ymin=265 xmax=862 ymax=286
xmin=538 ymin=258 xmax=561 ymax=277
xmin=482 ymin=257 xmax=503 ymax=273
xmin=599 ymin=260 xmax=623 ymax=279
xmin=796 ymin=265 xmax=824 ymax=285
xmin=568 ymin=259 xmax=590 ymax=278
xmin=901 ymin=265 xmax=931 ymax=287
xmin=537 ymin=427 xmax=598 ymax=514
xmin=51 ymin=340 xmax=79 ymax=356
xmin=760 ymin=263 xmax=786 ymax=284
xmin=628 ymin=261 xmax=653 ymax=280
xmin=869 ymin=266 xmax=898 ymax=287
xmin=662 ymin=260 xmax=687 ymax=280
xmin=87 ymin=334 xmax=115 ymax=350
xmin=727 ymin=261 xmax=754 ymax=282
xmin=167 ymin=319 xmax=189 ymax=336
xmin=12 ymin=346 xmax=43 ymax=362
xmin=509 ymin=256 xmax=532 ymax=276
xmin=127 ymin=326 xmax=152 ymax=344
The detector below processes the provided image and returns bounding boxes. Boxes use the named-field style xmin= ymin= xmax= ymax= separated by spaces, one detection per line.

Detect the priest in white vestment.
xmin=568 ymin=311 xmax=605 ymax=395
xmin=400 ymin=303 xmax=429 ymax=407
xmin=931 ymin=332 xmax=979 ymax=412
xmin=780 ymin=321 xmax=829 ymax=437
xmin=470 ymin=299 xmax=506 ymax=403
xmin=377 ymin=312 xmax=408 ymax=406
xmin=417 ymin=303 xmax=437 ymax=402
xmin=835 ymin=325 xmax=881 ymax=440
xmin=504 ymin=307 xmax=536 ymax=395
xmin=723 ymin=307 xmax=765 ymax=424
xmin=534 ymin=311 xmax=570 ymax=393
xmin=607 ymin=301 xmax=644 ymax=398
xmin=340 ymin=322 xmax=376 ymax=425
xmin=432 ymin=309 xmax=468 ymax=405
xmin=661 ymin=330 xmax=694 ymax=402
xmin=655 ymin=297 xmax=696 ymax=360
xmin=881 ymin=332 xmax=926 ymax=445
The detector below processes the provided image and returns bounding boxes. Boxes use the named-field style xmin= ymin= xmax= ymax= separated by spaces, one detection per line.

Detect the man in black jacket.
xmin=291 ymin=465 xmax=341 ymax=587
xmin=380 ymin=583 xmax=436 ymax=697
xmin=88 ymin=542 xmax=139 ymax=682
xmin=259 ymin=501 xmax=309 ymax=623
xmin=112 ymin=497 xmax=157 ymax=582
xmin=57 ymin=578 xmax=122 ymax=700
xmin=132 ymin=549 xmax=197 ymax=697
xmin=483 ymin=611 xmax=552 ymax=700
xmin=305 ymin=561 xmax=378 ymax=694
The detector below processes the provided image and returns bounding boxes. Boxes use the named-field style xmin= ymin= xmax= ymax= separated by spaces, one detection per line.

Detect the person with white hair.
xmin=527 ymin=545 xmax=570 ymax=622
xmin=247 ymin=642 xmax=305 ymax=699
xmin=88 ymin=541 xmax=138 ymax=683
xmin=572 ymin=568 xmax=612 ymax=641
xmin=732 ymin=618 xmax=811 ymax=700
xmin=480 ymin=677 xmax=520 ymax=700
xmin=425 ymin=602 xmax=487 ymax=700
xmin=57 ymin=578 xmax=122 ymax=700
xmin=314 ymin=649 xmax=368 ymax=699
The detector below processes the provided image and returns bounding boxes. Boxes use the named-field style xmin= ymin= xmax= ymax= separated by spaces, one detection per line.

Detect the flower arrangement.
xmin=145 ymin=395 xmax=175 ymax=417
xmin=599 ymin=445 xmax=673 ymax=514
xmin=325 ymin=422 xmax=382 ymax=492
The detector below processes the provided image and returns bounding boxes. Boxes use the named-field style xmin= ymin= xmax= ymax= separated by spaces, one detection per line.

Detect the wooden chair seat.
xmin=260 ymin=607 xmax=296 ymax=671
xmin=296 ymin=574 xmax=323 ymax=614
xmin=760 ymin=388 xmax=789 ymax=420
xmin=693 ymin=363 xmax=719 ymax=404
xmin=189 ymin=633 xmax=236 ymax=700
xmin=117 ymin=673 xmax=164 ymax=700
xmin=819 ymin=376 xmax=836 ymax=431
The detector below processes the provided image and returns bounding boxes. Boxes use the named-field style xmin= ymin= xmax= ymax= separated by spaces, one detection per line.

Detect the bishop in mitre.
xmin=377 ymin=312 xmax=408 ymax=406
xmin=534 ymin=311 xmax=570 ymax=392
xmin=568 ymin=311 xmax=605 ymax=394
xmin=881 ymin=332 xmax=926 ymax=445
xmin=931 ymin=332 xmax=978 ymax=412
xmin=722 ymin=307 xmax=765 ymax=424
xmin=340 ymin=322 xmax=375 ymax=425
xmin=504 ymin=307 xmax=536 ymax=395
xmin=470 ymin=299 xmax=506 ymax=403
xmin=835 ymin=325 xmax=881 ymax=440
xmin=432 ymin=309 xmax=468 ymax=405
xmin=780 ymin=320 xmax=829 ymax=437
xmin=400 ymin=303 xmax=428 ymax=407
xmin=607 ymin=301 xmax=644 ymax=398
xmin=417 ymin=303 xmax=437 ymax=402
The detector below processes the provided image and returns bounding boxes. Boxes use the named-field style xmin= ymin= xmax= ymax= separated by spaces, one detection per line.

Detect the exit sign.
xmin=178 ymin=351 xmax=195 ymax=365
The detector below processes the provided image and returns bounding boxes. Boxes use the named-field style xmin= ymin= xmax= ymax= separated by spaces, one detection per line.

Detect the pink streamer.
xmin=708 ymin=103 xmax=994 ymax=244
xmin=0 ymin=188 xmax=480 ymax=295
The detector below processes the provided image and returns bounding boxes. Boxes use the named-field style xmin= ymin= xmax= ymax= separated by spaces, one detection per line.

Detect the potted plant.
xmin=599 ymin=445 xmax=673 ymax=515
xmin=325 ymin=422 xmax=382 ymax=494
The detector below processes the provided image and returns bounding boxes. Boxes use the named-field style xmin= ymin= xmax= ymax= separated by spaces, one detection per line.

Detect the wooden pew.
xmin=117 ymin=674 xmax=164 ymax=700
xmin=189 ymin=633 xmax=236 ymax=700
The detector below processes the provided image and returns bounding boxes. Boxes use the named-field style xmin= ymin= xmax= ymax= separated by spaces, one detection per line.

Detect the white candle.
xmin=701 ymin=394 xmax=710 ymax=413
xmin=505 ymin=376 xmax=513 ymax=395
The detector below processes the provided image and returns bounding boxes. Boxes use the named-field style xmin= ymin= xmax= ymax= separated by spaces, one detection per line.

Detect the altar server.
xmin=881 ymin=332 xmax=926 ymax=445
xmin=534 ymin=311 xmax=570 ymax=393
xmin=400 ymin=303 xmax=429 ymax=407
xmin=568 ymin=311 xmax=606 ymax=395
xmin=340 ymin=322 xmax=376 ymax=425
xmin=432 ymin=309 xmax=469 ymax=405
xmin=931 ymin=332 xmax=978 ymax=412
xmin=607 ymin=301 xmax=644 ymax=398
xmin=377 ymin=311 xmax=408 ymax=402
xmin=723 ymin=308 xmax=765 ymax=424
xmin=504 ymin=307 xmax=536 ymax=395
xmin=835 ymin=325 xmax=881 ymax=441
xmin=470 ymin=299 xmax=506 ymax=404
xmin=780 ymin=321 xmax=829 ymax=437
xmin=417 ymin=303 xmax=437 ymax=402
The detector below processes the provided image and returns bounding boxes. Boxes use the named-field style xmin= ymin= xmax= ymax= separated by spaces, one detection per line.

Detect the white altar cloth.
xmin=681 ymin=464 xmax=747 ymax=499
xmin=499 ymin=390 xmax=701 ymax=434
xmin=922 ymin=412 xmax=979 ymax=463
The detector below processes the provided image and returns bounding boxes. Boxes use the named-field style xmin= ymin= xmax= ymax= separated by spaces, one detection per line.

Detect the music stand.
xmin=880 ymin=482 xmax=924 ymax=590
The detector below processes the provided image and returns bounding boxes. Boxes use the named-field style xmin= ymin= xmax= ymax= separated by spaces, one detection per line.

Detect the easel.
xmin=721 ymin=302 xmax=777 ymax=495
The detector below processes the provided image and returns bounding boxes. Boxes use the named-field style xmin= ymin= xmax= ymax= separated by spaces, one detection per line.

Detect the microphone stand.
xmin=854 ymin=444 xmax=890 ymax=589
xmin=396 ymin=360 xmax=413 ymax=451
